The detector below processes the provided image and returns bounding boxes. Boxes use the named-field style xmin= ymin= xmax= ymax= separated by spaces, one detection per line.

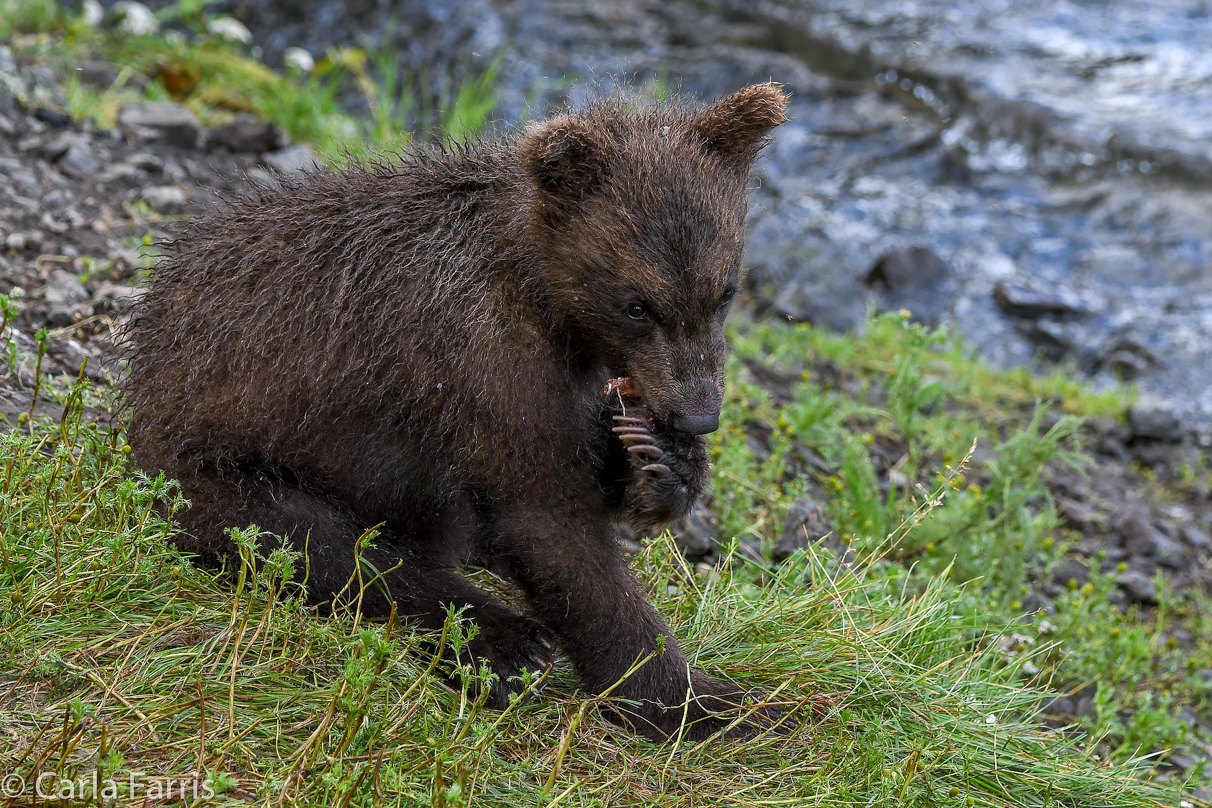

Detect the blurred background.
xmin=4 ymin=0 xmax=1211 ymax=433
xmin=80 ymin=0 xmax=1212 ymax=433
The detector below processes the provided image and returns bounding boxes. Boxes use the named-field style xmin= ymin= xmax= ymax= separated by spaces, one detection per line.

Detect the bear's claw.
xmin=613 ymin=416 xmax=672 ymax=474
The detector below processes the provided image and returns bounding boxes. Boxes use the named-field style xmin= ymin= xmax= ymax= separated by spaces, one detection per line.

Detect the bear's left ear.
xmin=690 ymin=82 xmax=789 ymax=167
xmin=518 ymin=116 xmax=608 ymax=205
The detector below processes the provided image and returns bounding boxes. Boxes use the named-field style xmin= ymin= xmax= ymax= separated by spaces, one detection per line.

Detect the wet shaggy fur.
xmin=126 ymin=83 xmax=789 ymax=741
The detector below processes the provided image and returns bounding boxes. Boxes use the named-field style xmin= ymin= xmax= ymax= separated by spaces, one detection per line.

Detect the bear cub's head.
xmin=519 ymin=83 xmax=789 ymax=435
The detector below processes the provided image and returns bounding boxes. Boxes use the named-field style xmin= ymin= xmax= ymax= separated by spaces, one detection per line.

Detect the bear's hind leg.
xmin=170 ymin=463 xmax=554 ymax=705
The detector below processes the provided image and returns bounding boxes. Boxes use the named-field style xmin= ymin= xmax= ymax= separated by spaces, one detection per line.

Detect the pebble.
xmin=993 ymin=280 xmax=1102 ymax=318
xmin=207 ymin=114 xmax=287 ymax=154
xmin=112 ymin=1 xmax=159 ymax=36
xmin=1181 ymin=525 xmax=1211 ymax=550
xmin=118 ymin=102 xmax=200 ymax=149
xmin=774 ymin=495 xmax=834 ymax=562
xmin=672 ymin=501 xmax=717 ymax=559
xmin=1116 ymin=570 xmax=1158 ymax=603
xmin=864 ymin=245 xmax=951 ymax=324
xmin=263 ymin=144 xmax=320 ymax=174
xmin=1114 ymin=506 xmax=1160 ymax=556
xmin=1127 ymin=405 xmax=1184 ymax=442
xmin=140 ymin=185 xmax=188 ymax=213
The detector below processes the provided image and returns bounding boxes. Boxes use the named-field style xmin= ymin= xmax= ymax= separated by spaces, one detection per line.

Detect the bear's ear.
xmin=690 ymin=82 xmax=789 ymax=166
xmin=518 ymin=116 xmax=607 ymax=203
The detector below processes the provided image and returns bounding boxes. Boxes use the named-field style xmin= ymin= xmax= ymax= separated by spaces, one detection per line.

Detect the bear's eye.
xmin=718 ymin=286 xmax=737 ymax=311
xmin=627 ymin=302 xmax=649 ymax=320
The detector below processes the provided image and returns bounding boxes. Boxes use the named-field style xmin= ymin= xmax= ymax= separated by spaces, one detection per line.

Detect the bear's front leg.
xmin=613 ymin=407 xmax=709 ymax=531
xmin=494 ymin=502 xmax=781 ymax=741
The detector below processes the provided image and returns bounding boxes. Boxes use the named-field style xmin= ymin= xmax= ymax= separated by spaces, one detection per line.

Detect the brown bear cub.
xmin=126 ymin=83 xmax=789 ymax=741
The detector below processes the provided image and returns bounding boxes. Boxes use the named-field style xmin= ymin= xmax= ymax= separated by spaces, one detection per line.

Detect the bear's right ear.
xmin=690 ymin=82 xmax=789 ymax=168
xmin=518 ymin=116 xmax=606 ymax=204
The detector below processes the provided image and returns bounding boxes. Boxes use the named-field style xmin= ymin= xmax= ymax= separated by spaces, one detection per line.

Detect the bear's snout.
xmin=667 ymin=378 xmax=723 ymax=434
xmin=670 ymin=412 xmax=720 ymax=435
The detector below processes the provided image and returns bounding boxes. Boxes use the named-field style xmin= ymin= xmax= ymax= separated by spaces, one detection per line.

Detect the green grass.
xmin=0 ymin=409 xmax=1175 ymax=807
xmin=2 ymin=5 xmax=1211 ymax=803
xmin=712 ymin=313 xmax=1211 ymax=776
xmin=1 ymin=0 xmax=501 ymax=160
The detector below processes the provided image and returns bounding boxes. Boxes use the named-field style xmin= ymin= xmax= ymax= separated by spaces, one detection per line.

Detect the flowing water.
xmin=196 ymin=0 xmax=1212 ymax=431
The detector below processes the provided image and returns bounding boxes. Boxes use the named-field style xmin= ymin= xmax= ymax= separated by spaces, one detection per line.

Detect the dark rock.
xmin=1114 ymin=506 xmax=1160 ymax=556
xmin=263 ymin=144 xmax=319 ymax=174
xmin=1127 ymin=405 xmax=1184 ymax=442
xmin=774 ymin=496 xmax=833 ymax=562
xmin=128 ymin=151 xmax=165 ymax=172
xmin=1041 ymin=696 xmax=1076 ymax=720
xmin=118 ymin=102 xmax=200 ymax=149
xmin=737 ymin=537 xmax=765 ymax=565
xmin=1154 ymin=535 xmax=1188 ymax=570
xmin=40 ymin=131 xmax=73 ymax=160
xmin=1050 ymin=557 xmax=1088 ymax=589
xmin=59 ymin=139 xmax=99 ymax=178
xmin=770 ymin=278 xmax=867 ymax=332
xmin=34 ymin=107 xmax=71 ymax=127
xmin=864 ymin=245 xmax=951 ymax=324
xmin=671 ymin=502 xmax=716 ymax=559
xmin=993 ymin=280 xmax=1102 ymax=318
xmin=1057 ymin=497 xmax=1101 ymax=531
xmin=613 ymin=523 xmax=644 ymax=557
xmin=206 ymin=113 xmax=288 ymax=154
xmin=1115 ymin=569 xmax=1157 ymax=603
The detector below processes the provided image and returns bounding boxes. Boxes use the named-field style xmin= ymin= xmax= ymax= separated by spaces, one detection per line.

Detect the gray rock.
xmin=993 ymin=280 xmax=1102 ymax=318
xmin=25 ymin=66 xmax=66 ymax=111
xmin=672 ymin=502 xmax=717 ymax=559
xmin=207 ymin=113 xmax=288 ymax=154
xmin=1050 ymin=557 xmax=1088 ymax=588
xmin=771 ymin=279 xmax=866 ymax=333
xmin=864 ymin=246 xmax=951 ymax=324
xmin=40 ymin=132 xmax=73 ymax=160
xmin=263 ymin=144 xmax=319 ymax=174
xmin=1154 ymin=535 xmax=1188 ymax=570
xmin=118 ymin=102 xmax=200 ymax=149
xmin=140 ymin=185 xmax=188 ymax=213
xmin=42 ymin=270 xmax=88 ymax=307
xmin=91 ymin=282 xmax=144 ymax=315
xmin=774 ymin=496 xmax=833 ymax=562
xmin=1181 ymin=525 xmax=1211 ymax=550
xmin=1116 ymin=569 xmax=1158 ymax=603
xmin=60 ymin=139 xmax=99 ymax=178
xmin=1114 ymin=506 xmax=1160 ymax=556
xmin=0 ymin=45 xmax=19 ymax=113
xmin=1127 ymin=405 xmax=1184 ymax=442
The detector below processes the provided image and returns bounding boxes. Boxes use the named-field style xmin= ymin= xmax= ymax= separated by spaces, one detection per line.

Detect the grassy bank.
xmin=2 ymin=315 xmax=1207 ymax=806
xmin=1 ymin=2 xmax=1210 ymax=805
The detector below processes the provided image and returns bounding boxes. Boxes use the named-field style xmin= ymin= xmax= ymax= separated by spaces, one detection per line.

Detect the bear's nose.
xmin=670 ymin=412 xmax=720 ymax=435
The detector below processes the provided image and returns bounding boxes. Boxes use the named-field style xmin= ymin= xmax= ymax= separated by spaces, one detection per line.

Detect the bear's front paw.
xmin=446 ymin=607 xmax=557 ymax=709
xmin=614 ymin=411 xmax=708 ymax=528
xmin=607 ymin=669 xmax=792 ymax=742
